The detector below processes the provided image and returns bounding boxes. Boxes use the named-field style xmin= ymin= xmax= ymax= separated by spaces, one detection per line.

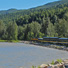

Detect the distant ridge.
xmin=31 ymin=0 xmax=68 ymax=10
xmin=0 ymin=0 xmax=68 ymax=15
xmin=0 ymin=8 xmax=18 ymax=15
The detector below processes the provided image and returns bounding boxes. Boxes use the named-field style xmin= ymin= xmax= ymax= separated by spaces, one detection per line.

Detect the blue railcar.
xmin=59 ymin=38 xmax=68 ymax=42
xmin=38 ymin=38 xmax=43 ymax=40
xmin=43 ymin=37 xmax=59 ymax=41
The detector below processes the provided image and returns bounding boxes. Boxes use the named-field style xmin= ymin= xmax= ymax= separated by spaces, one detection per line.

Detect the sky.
xmin=0 ymin=0 xmax=59 ymax=10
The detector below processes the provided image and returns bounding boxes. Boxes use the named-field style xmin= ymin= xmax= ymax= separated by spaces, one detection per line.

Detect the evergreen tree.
xmin=0 ymin=20 xmax=6 ymax=39
xmin=7 ymin=22 xmax=18 ymax=40
xmin=47 ymin=22 xmax=56 ymax=37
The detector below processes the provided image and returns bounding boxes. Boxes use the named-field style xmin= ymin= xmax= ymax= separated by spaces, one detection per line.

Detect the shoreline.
xmin=20 ymin=41 xmax=68 ymax=51
xmin=39 ymin=59 xmax=68 ymax=68
xmin=0 ymin=40 xmax=19 ymax=43
xmin=0 ymin=40 xmax=68 ymax=51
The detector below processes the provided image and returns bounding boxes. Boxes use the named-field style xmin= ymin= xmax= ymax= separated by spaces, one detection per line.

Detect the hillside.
xmin=0 ymin=0 xmax=68 ymax=15
xmin=0 ymin=9 xmax=18 ymax=15
xmin=0 ymin=0 xmax=68 ymax=40
xmin=33 ymin=0 xmax=68 ymax=10
xmin=0 ymin=0 xmax=68 ymax=23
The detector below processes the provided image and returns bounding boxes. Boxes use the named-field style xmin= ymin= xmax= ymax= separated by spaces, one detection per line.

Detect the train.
xmin=31 ymin=37 xmax=68 ymax=45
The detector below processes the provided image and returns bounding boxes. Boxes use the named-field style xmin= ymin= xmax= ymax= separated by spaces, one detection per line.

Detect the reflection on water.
xmin=0 ymin=42 xmax=68 ymax=68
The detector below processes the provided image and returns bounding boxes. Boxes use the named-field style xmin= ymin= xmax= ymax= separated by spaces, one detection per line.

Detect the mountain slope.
xmin=0 ymin=9 xmax=18 ymax=15
xmin=0 ymin=0 xmax=68 ymax=24
xmin=33 ymin=0 xmax=68 ymax=10
xmin=0 ymin=0 xmax=68 ymax=15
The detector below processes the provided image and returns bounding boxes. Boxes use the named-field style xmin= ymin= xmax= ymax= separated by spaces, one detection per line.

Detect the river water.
xmin=0 ymin=42 xmax=68 ymax=68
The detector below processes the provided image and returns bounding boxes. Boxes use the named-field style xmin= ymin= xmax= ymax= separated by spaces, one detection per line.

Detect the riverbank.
xmin=20 ymin=41 xmax=68 ymax=51
xmin=0 ymin=40 xmax=68 ymax=51
xmin=39 ymin=59 xmax=68 ymax=68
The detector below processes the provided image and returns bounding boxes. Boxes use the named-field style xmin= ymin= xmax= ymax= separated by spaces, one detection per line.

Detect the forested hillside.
xmin=0 ymin=9 xmax=18 ymax=15
xmin=0 ymin=0 xmax=68 ymax=22
xmin=0 ymin=0 xmax=68 ymax=15
xmin=34 ymin=0 xmax=68 ymax=10
xmin=0 ymin=0 xmax=68 ymax=40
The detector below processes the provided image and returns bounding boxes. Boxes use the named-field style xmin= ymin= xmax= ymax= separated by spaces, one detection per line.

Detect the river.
xmin=0 ymin=42 xmax=68 ymax=68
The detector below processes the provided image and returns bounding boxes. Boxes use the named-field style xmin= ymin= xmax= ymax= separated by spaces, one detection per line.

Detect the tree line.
xmin=0 ymin=3 xmax=68 ymax=40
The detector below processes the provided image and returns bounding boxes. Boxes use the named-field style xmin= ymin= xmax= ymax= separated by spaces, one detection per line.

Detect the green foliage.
xmin=41 ymin=17 xmax=49 ymax=35
xmin=37 ymin=66 xmax=41 ymax=68
xmin=0 ymin=40 xmax=19 ymax=42
xmin=27 ymin=32 xmax=34 ymax=40
xmin=18 ymin=26 xmax=24 ymax=40
xmin=38 ymin=32 xmax=45 ymax=38
xmin=0 ymin=40 xmax=7 ymax=42
xmin=6 ymin=22 xmax=18 ymax=40
xmin=57 ymin=59 xmax=63 ymax=63
xmin=51 ymin=59 xmax=62 ymax=65
xmin=47 ymin=22 xmax=56 ymax=37
xmin=0 ymin=20 xmax=7 ymax=40
xmin=32 ymin=66 xmax=40 ymax=68
xmin=0 ymin=0 xmax=68 ymax=40
xmin=29 ymin=21 xmax=41 ymax=37
xmin=51 ymin=60 xmax=55 ymax=65
xmin=32 ymin=66 xmax=36 ymax=68
xmin=54 ymin=19 xmax=68 ymax=38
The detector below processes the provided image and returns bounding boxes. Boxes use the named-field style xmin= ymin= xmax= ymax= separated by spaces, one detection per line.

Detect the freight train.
xmin=31 ymin=37 xmax=68 ymax=44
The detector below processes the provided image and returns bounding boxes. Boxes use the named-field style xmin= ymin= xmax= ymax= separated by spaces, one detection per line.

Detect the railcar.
xmin=43 ymin=37 xmax=58 ymax=41
xmin=38 ymin=38 xmax=43 ymax=40
xmin=58 ymin=38 xmax=68 ymax=44
xmin=31 ymin=37 xmax=68 ymax=44
xmin=38 ymin=38 xmax=43 ymax=42
xmin=42 ymin=37 xmax=59 ymax=43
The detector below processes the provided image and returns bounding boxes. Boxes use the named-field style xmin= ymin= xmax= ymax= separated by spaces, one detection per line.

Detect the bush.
xmin=51 ymin=60 xmax=54 ymax=65
xmin=57 ymin=59 xmax=63 ymax=63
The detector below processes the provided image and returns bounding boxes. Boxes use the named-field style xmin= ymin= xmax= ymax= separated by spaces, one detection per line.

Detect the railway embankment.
xmin=20 ymin=41 xmax=68 ymax=51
